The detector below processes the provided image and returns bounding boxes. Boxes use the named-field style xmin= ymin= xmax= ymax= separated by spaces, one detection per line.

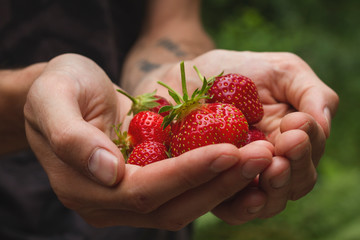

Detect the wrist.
xmin=0 ymin=62 xmax=47 ymax=154
xmin=130 ymin=63 xmax=175 ymax=97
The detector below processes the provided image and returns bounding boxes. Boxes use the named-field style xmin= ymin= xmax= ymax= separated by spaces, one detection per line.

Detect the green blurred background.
xmin=195 ymin=0 xmax=360 ymax=239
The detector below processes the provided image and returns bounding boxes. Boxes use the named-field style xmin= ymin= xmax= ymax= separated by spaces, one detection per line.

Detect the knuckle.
xmin=216 ymin=184 xmax=237 ymax=200
xmin=328 ymin=88 xmax=340 ymax=105
xmin=176 ymin=171 xmax=199 ymax=190
xmin=290 ymin=171 xmax=317 ymax=200
xmin=276 ymin=52 xmax=306 ymax=72
xmin=125 ymin=189 xmax=156 ymax=214
xmin=48 ymin=124 xmax=75 ymax=154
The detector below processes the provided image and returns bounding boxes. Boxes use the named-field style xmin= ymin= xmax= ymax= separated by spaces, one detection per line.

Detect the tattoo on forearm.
xmin=138 ymin=39 xmax=187 ymax=74
xmin=139 ymin=60 xmax=161 ymax=73
xmin=157 ymin=38 xmax=187 ymax=57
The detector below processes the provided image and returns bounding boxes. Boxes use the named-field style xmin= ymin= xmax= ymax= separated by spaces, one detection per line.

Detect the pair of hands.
xmin=24 ymin=50 xmax=338 ymax=230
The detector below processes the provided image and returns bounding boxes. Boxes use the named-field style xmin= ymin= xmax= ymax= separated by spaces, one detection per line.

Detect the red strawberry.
xmin=116 ymin=89 xmax=171 ymax=116
xmin=151 ymin=95 xmax=172 ymax=117
xmin=205 ymin=73 xmax=264 ymax=124
xmin=169 ymin=103 xmax=248 ymax=156
xmin=128 ymin=111 xmax=170 ymax=147
xmin=158 ymin=62 xmax=249 ymax=157
xmin=208 ymin=103 xmax=249 ymax=147
xmin=245 ymin=126 xmax=267 ymax=145
xmin=127 ymin=141 xmax=168 ymax=166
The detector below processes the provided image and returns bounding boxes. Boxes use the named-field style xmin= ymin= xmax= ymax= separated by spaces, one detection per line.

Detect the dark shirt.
xmin=0 ymin=1 xmax=192 ymax=239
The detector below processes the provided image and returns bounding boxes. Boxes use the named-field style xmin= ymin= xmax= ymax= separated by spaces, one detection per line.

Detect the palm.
xmin=134 ymin=54 xmax=296 ymax=146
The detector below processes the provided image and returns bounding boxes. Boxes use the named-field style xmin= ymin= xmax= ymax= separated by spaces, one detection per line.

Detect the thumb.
xmin=56 ymin=119 xmax=125 ymax=186
xmin=24 ymin=79 xmax=124 ymax=187
xmin=34 ymin=114 xmax=125 ymax=186
xmin=296 ymin=87 xmax=339 ymax=138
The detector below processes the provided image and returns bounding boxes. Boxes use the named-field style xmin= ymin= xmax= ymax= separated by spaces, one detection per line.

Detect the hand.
xmin=131 ymin=49 xmax=339 ymax=224
xmin=24 ymin=53 xmax=273 ymax=230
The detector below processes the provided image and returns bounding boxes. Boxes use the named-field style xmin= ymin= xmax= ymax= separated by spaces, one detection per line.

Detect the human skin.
xmin=1 ymin=0 xmax=338 ymax=230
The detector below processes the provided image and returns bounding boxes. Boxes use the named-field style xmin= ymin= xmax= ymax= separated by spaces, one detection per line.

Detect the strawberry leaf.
xmin=159 ymin=105 xmax=173 ymax=114
xmin=116 ymin=89 xmax=160 ymax=115
xmin=157 ymin=61 xmax=215 ymax=128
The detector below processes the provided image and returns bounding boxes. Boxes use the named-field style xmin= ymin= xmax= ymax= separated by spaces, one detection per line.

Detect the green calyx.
xmin=157 ymin=61 xmax=213 ymax=128
xmin=116 ymin=89 xmax=160 ymax=116
xmin=112 ymin=124 xmax=130 ymax=161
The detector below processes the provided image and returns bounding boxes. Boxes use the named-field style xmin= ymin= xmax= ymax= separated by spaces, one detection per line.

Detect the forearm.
xmin=0 ymin=63 xmax=46 ymax=155
xmin=120 ymin=0 xmax=215 ymax=93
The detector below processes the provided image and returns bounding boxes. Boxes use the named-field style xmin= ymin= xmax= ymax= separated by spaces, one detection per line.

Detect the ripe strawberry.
xmin=169 ymin=103 xmax=248 ymax=156
xmin=151 ymin=95 xmax=172 ymax=117
xmin=158 ymin=62 xmax=248 ymax=157
xmin=116 ymin=89 xmax=171 ymax=116
xmin=127 ymin=141 xmax=168 ymax=166
xmin=245 ymin=126 xmax=267 ymax=145
xmin=204 ymin=73 xmax=264 ymax=124
xmin=127 ymin=111 xmax=170 ymax=147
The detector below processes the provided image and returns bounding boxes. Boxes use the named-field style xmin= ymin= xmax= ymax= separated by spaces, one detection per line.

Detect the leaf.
xmin=169 ymin=90 xmax=182 ymax=104
xmin=159 ymin=105 xmax=173 ymax=113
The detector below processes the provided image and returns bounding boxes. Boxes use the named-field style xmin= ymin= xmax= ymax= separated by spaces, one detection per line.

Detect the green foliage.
xmin=196 ymin=0 xmax=360 ymax=239
xmin=195 ymin=160 xmax=360 ymax=240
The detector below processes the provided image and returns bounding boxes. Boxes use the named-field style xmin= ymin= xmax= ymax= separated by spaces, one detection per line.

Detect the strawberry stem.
xmin=116 ymin=89 xmax=160 ymax=115
xmin=157 ymin=81 xmax=183 ymax=104
xmin=181 ymin=62 xmax=189 ymax=102
xmin=117 ymin=89 xmax=136 ymax=105
xmin=157 ymin=61 xmax=214 ymax=128
xmin=193 ymin=66 xmax=224 ymax=86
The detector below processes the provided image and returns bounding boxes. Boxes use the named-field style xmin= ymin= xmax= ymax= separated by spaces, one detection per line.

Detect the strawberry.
xmin=245 ymin=125 xmax=267 ymax=145
xmin=204 ymin=73 xmax=264 ymax=124
xmin=169 ymin=103 xmax=248 ymax=156
xmin=112 ymin=124 xmax=132 ymax=160
xmin=127 ymin=111 xmax=170 ymax=147
xmin=127 ymin=141 xmax=168 ymax=166
xmin=116 ymin=89 xmax=171 ymax=116
xmin=158 ymin=62 xmax=248 ymax=157
xmin=151 ymin=95 xmax=172 ymax=117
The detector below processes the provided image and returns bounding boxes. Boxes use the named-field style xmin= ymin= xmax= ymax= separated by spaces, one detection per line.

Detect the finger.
xmin=270 ymin=52 xmax=339 ymax=138
xmin=24 ymin=62 xmax=125 ymax=186
xmin=258 ymin=156 xmax=291 ymax=218
xmin=280 ymin=112 xmax=326 ymax=166
xmin=275 ymin=130 xmax=317 ymax=200
xmin=211 ymin=187 xmax=267 ymax=225
xmin=80 ymin=142 xmax=273 ymax=229
xmin=296 ymin=87 xmax=339 ymax=139
xmin=116 ymin=143 xmax=271 ymax=212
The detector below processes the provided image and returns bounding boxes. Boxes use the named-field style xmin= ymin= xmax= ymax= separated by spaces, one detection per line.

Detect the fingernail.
xmin=270 ymin=167 xmax=291 ymax=189
xmin=242 ymin=159 xmax=270 ymax=180
xmin=247 ymin=204 xmax=264 ymax=214
xmin=88 ymin=148 xmax=118 ymax=186
xmin=210 ymin=155 xmax=238 ymax=173
xmin=324 ymin=107 xmax=331 ymax=137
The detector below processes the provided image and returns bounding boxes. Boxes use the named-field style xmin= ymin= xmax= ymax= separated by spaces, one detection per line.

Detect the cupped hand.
xmin=194 ymin=50 xmax=339 ymax=221
xmin=24 ymin=53 xmax=273 ymax=230
xmin=132 ymin=49 xmax=339 ymax=223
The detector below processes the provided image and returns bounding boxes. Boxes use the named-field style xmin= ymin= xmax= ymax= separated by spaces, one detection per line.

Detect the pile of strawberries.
xmin=114 ymin=62 xmax=266 ymax=166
